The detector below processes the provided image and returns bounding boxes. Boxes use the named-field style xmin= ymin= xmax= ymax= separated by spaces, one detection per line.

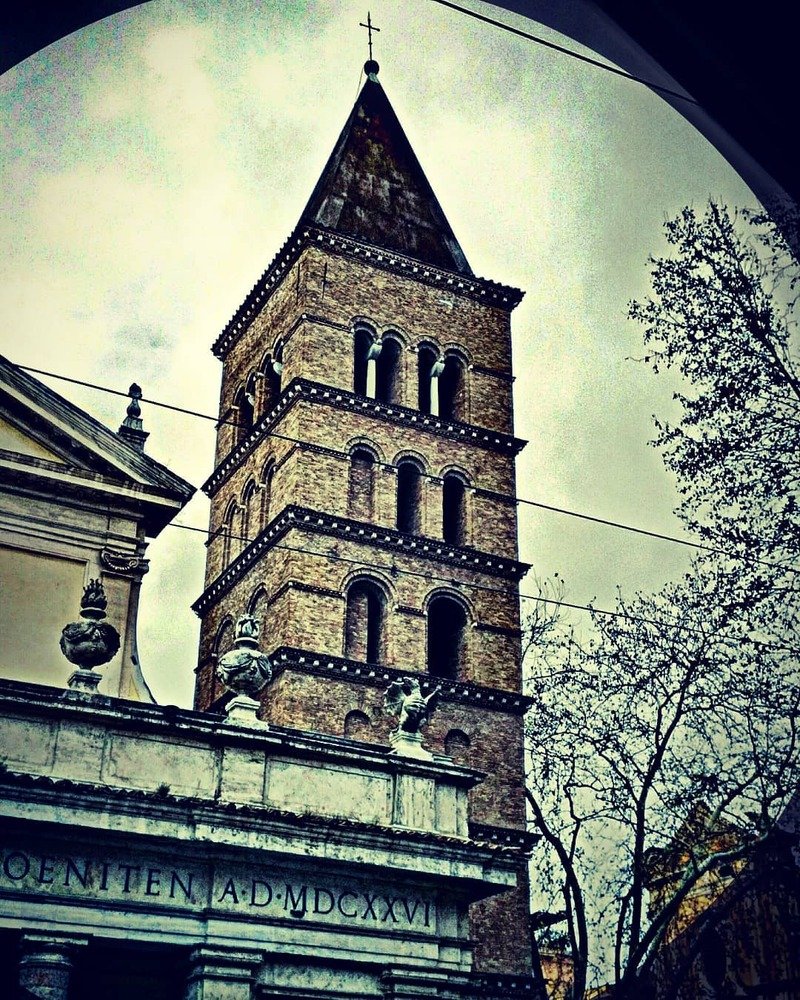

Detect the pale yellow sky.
xmin=0 ymin=0 xmax=757 ymax=705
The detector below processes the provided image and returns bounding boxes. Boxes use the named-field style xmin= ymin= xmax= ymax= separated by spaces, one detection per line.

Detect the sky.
xmin=0 ymin=0 xmax=757 ymax=706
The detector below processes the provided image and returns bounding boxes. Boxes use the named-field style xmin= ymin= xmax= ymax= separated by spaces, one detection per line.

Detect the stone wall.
xmin=0 ymin=680 xmax=540 ymax=996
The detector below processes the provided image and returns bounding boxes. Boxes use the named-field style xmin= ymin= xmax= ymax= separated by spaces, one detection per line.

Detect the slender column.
xmin=18 ymin=933 xmax=88 ymax=1000
xmin=366 ymin=357 xmax=378 ymax=398
xmin=429 ymin=360 xmax=445 ymax=417
xmin=366 ymin=340 xmax=382 ymax=399
xmin=185 ymin=946 xmax=263 ymax=1000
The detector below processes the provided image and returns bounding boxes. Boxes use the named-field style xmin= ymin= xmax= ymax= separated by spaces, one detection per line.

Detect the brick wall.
xmin=196 ymin=530 xmax=522 ymax=689
xmin=217 ymin=248 xmax=517 ymax=436
xmin=196 ymin=239 xmax=532 ymax=975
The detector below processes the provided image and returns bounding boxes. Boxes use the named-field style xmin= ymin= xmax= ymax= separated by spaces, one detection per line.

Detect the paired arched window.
xmin=213 ymin=618 xmax=234 ymax=657
xmin=417 ymin=344 xmax=438 ymax=414
xmin=260 ymin=460 xmax=276 ymax=525
xmin=375 ymin=337 xmax=402 ymax=404
xmin=349 ymin=448 xmax=376 ymax=520
xmin=353 ymin=327 xmax=373 ymax=396
xmin=241 ymin=479 xmax=257 ymax=549
xmin=232 ymin=384 xmax=255 ymax=446
xmin=438 ymin=354 xmax=467 ymax=421
xmin=396 ymin=460 xmax=423 ymax=534
xmin=222 ymin=500 xmax=239 ymax=566
xmin=427 ymin=594 xmax=468 ymax=680
xmin=247 ymin=587 xmax=268 ymax=628
xmin=442 ymin=473 xmax=468 ymax=546
xmin=344 ymin=579 xmax=387 ymax=664
xmin=261 ymin=349 xmax=282 ymax=413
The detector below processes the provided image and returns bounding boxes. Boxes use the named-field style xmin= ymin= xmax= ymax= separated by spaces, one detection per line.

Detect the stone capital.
xmin=20 ymin=932 xmax=90 ymax=956
xmin=19 ymin=934 xmax=89 ymax=1000
xmin=186 ymin=946 xmax=264 ymax=1000
xmin=380 ymin=967 xmax=473 ymax=999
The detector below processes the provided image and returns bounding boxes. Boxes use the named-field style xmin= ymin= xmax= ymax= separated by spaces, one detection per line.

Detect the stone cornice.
xmin=474 ymin=621 xmax=523 ymax=638
xmin=0 ymin=451 xmax=188 ymax=531
xmin=203 ymin=378 xmax=526 ymax=498
xmin=211 ymin=225 xmax=524 ymax=360
xmin=0 ymin=769 xmax=524 ymax=864
xmin=468 ymin=823 xmax=538 ymax=853
xmin=268 ymin=647 xmax=534 ymax=716
xmin=0 ymin=360 xmax=194 ymax=502
xmin=192 ymin=504 xmax=529 ymax=616
xmin=470 ymin=974 xmax=542 ymax=998
xmin=0 ymin=678 xmax=486 ymax=786
xmin=266 ymin=580 xmax=343 ymax=608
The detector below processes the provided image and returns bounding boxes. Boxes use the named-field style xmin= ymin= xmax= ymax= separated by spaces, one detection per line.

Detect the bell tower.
xmin=194 ymin=60 xmax=533 ymax=974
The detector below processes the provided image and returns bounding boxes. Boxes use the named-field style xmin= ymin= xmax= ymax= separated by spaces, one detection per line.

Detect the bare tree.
xmin=525 ymin=203 xmax=800 ymax=998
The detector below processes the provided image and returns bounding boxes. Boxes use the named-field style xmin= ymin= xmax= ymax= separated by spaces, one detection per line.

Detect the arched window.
xmin=221 ymin=500 xmax=238 ymax=566
xmin=345 ymin=579 xmax=386 ymax=663
xmin=354 ymin=327 xmax=373 ymax=396
xmin=213 ymin=617 xmax=234 ymax=660
xmin=439 ymin=355 xmax=467 ymax=421
xmin=233 ymin=383 xmax=255 ymax=445
xmin=417 ymin=344 xmax=437 ymax=413
xmin=443 ymin=473 xmax=468 ymax=546
xmin=427 ymin=594 xmax=468 ymax=679
xmin=376 ymin=337 xmax=402 ymax=404
xmin=396 ymin=460 xmax=423 ymax=534
xmin=261 ymin=351 xmax=282 ymax=414
xmin=241 ymin=479 xmax=257 ymax=549
xmin=260 ymin=460 xmax=275 ymax=526
xmin=349 ymin=448 xmax=376 ymax=520
xmin=344 ymin=710 xmax=372 ymax=738
xmin=444 ymin=728 xmax=471 ymax=761
xmin=247 ymin=587 xmax=268 ymax=626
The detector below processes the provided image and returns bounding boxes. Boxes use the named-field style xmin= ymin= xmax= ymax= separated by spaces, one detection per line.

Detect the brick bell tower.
xmin=194 ymin=59 xmax=533 ymax=974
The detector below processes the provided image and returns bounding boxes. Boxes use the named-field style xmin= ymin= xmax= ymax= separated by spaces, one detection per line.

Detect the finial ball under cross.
xmin=359 ymin=11 xmax=381 ymax=64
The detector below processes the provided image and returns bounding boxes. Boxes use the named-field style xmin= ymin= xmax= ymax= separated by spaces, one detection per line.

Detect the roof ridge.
xmin=0 ymin=353 xmax=194 ymax=501
xmin=298 ymin=73 xmax=473 ymax=276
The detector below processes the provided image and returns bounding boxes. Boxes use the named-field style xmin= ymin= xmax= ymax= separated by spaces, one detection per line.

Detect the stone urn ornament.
xmin=383 ymin=677 xmax=440 ymax=759
xmin=217 ymin=614 xmax=272 ymax=726
xmin=60 ymin=579 xmax=120 ymax=694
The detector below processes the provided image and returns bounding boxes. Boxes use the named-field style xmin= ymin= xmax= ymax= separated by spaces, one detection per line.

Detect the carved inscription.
xmin=0 ymin=846 xmax=435 ymax=932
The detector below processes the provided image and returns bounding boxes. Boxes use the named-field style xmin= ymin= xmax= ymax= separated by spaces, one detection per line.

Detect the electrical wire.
xmin=18 ymin=361 xmax=799 ymax=575
xmin=427 ymin=0 xmax=699 ymax=106
xmin=168 ymin=518 xmax=799 ymax=654
xmin=9 ymin=362 xmax=797 ymax=650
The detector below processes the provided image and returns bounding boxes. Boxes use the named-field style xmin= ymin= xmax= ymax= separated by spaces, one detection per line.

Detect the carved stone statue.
xmin=217 ymin=614 xmax=272 ymax=698
xmin=60 ymin=579 xmax=121 ymax=670
xmin=383 ymin=677 xmax=440 ymax=734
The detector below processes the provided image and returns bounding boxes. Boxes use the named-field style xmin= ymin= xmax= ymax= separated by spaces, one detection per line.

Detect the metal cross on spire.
xmin=359 ymin=11 xmax=381 ymax=62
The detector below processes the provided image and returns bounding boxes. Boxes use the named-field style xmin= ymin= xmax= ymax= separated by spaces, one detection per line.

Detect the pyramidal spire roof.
xmin=299 ymin=61 xmax=473 ymax=276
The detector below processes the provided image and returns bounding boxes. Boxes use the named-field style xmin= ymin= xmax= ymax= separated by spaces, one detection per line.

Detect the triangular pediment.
xmin=0 ymin=413 xmax=67 ymax=464
xmin=0 ymin=355 xmax=194 ymax=504
xmin=299 ymin=70 xmax=473 ymax=275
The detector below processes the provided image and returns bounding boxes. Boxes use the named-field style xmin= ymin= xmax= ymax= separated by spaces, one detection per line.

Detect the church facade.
xmin=0 ymin=60 xmax=544 ymax=1000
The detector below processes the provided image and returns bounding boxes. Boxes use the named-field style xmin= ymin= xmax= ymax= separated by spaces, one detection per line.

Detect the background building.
xmin=0 ymin=355 xmax=194 ymax=698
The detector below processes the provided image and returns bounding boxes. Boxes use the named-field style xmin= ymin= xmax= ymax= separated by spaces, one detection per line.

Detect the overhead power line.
xmin=10 ymin=362 xmax=796 ymax=651
xmin=428 ymin=0 xmax=699 ymax=106
xmin=168 ymin=518 xmax=798 ymax=655
xmin=17 ymin=362 xmax=799 ymax=575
